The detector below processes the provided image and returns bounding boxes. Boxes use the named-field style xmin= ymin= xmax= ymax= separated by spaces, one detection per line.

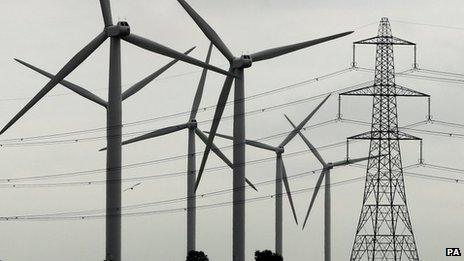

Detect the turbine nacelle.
xmin=275 ymin=146 xmax=285 ymax=154
xmin=232 ymin=55 xmax=253 ymax=69
xmin=105 ymin=21 xmax=131 ymax=37
xmin=326 ymin=162 xmax=334 ymax=170
xmin=187 ymin=119 xmax=198 ymax=130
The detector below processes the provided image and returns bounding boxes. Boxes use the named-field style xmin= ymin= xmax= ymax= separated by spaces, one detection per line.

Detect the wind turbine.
xmin=175 ymin=1 xmax=353 ymax=259
xmin=285 ymin=115 xmax=372 ymax=261
xmin=1 ymin=1 xmax=232 ymax=261
xmin=103 ymin=43 xmax=256 ymax=254
xmin=210 ymin=94 xmax=331 ymax=256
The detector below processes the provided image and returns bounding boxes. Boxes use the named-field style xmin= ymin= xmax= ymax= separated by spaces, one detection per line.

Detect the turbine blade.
xmin=250 ymin=31 xmax=353 ymax=62
xmin=0 ymin=32 xmax=108 ymax=134
xmin=207 ymin=131 xmax=277 ymax=152
xmin=123 ymin=34 xmax=233 ymax=77
xmin=194 ymin=73 xmax=234 ymax=191
xmin=245 ymin=178 xmax=258 ymax=192
xmin=177 ymin=0 xmax=234 ymax=61
xmin=122 ymin=123 xmax=189 ymax=145
xmin=100 ymin=123 xmax=189 ymax=151
xmin=281 ymin=159 xmax=298 ymax=225
xmin=122 ymin=123 xmax=189 ymax=146
xmin=15 ymin=59 xmax=108 ymax=108
xmin=99 ymin=0 xmax=113 ymax=27
xmin=285 ymin=115 xmax=326 ymax=166
xmin=279 ymin=94 xmax=331 ymax=147
xmin=206 ymin=132 xmax=234 ymax=141
xmin=122 ymin=46 xmax=196 ymax=100
xmin=190 ymin=42 xmax=213 ymax=120
xmin=196 ymin=129 xmax=233 ymax=168
xmin=195 ymin=128 xmax=258 ymax=191
xmin=302 ymin=169 xmax=326 ymax=229
xmin=332 ymin=156 xmax=372 ymax=167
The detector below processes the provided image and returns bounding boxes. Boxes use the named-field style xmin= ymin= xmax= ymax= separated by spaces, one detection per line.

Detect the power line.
xmin=0 ymin=67 xmax=204 ymax=103
xmin=0 ymin=137 xmax=348 ymax=185
xmin=354 ymin=21 xmax=380 ymax=30
xmin=426 ymin=119 xmax=464 ymax=129
xmin=356 ymin=67 xmax=464 ymax=84
xmin=406 ymin=172 xmax=464 ymax=184
xmin=404 ymin=127 xmax=464 ymax=139
xmin=391 ymin=19 xmax=464 ymax=31
xmin=0 ymin=86 xmax=361 ymax=147
xmin=3 ymin=30 xmax=461 ymax=145
xmin=415 ymin=68 xmax=464 ymax=79
xmin=1 ymin=167 xmax=327 ymax=218
xmin=6 ymin=66 xmax=428 ymax=148
xmin=340 ymin=117 xmax=464 ymax=139
xmin=3 ymin=115 xmax=463 ymax=185
xmin=352 ymin=164 xmax=464 ymax=183
xmin=0 ymin=67 xmax=354 ymax=143
xmin=397 ymin=73 xmax=464 ymax=84
xmin=0 ymin=78 xmax=374 ymax=147
xmin=1 ymin=169 xmax=461 ymax=222
xmin=7 ymin=66 xmax=448 ymax=147
xmin=418 ymin=163 xmax=464 ymax=175
xmin=0 ymin=176 xmax=366 ymax=221
xmin=0 ymin=126 xmax=348 ymax=184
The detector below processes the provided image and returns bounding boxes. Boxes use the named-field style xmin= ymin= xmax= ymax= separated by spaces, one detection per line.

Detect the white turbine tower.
xmin=107 ymin=43 xmax=257 ymax=254
xmin=175 ymin=1 xmax=353 ymax=259
xmin=285 ymin=115 xmax=374 ymax=261
xmin=211 ymin=94 xmax=331 ymax=255
xmin=2 ymin=1 xmax=232 ymax=260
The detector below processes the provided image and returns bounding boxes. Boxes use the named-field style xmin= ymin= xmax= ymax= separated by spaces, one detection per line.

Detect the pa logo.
xmin=446 ymin=248 xmax=461 ymax=256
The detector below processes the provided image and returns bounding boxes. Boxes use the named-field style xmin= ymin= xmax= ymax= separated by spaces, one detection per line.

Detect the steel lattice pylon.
xmin=341 ymin=17 xmax=428 ymax=260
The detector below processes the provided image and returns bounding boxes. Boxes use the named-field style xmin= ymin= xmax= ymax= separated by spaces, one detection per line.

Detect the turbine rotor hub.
xmin=105 ymin=21 xmax=131 ymax=37
xmin=232 ymin=55 xmax=253 ymax=69
xmin=326 ymin=163 xmax=334 ymax=170
xmin=187 ymin=119 xmax=198 ymax=129
xmin=276 ymin=146 xmax=285 ymax=154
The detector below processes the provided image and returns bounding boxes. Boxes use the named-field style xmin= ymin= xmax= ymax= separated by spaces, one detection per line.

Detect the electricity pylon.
xmin=340 ymin=17 xmax=428 ymax=260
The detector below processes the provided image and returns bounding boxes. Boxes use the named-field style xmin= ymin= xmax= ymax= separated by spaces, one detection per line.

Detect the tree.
xmin=255 ymin=250 xmax=283 ymax=261
xmin=186 ymin=250 xmax=209 ymax=261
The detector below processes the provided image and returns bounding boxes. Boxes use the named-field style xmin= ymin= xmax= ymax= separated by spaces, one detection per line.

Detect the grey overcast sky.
xmin=0 ymin=0 xmax=463 ymax=260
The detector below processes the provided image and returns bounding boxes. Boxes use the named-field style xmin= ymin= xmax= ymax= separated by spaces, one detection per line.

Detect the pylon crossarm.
xmin=354 ymin=35 xmax=415 ymax=45
xmin=388 ymin=84 xmax=429 ymax=97
xmin=340 ymin=83 xmax=429 ymax=97
xmin=348 ymin=130 xmax=422 ymax=140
